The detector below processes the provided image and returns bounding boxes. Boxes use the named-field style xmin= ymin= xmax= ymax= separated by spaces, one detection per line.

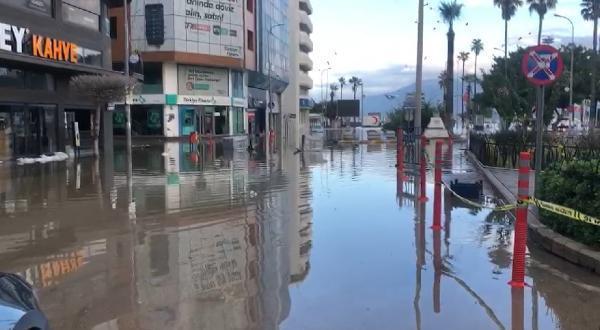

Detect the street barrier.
xmin=419 ymin=135 xmax=428 ymax=202
xmin=432 ymin=140 xmax=443 ymax=230
xmin=524 ymin=197 xmax=600 ymax=227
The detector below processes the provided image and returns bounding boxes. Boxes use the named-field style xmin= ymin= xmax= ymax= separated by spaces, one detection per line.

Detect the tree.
xmin=581 ymin=0 xmax=600 ymax=125
xmin=471 ymin=39 xmax=484 ymax=104
xmin=439 ymin=0 xmax=464 ymax=119
xmin=493 ymin=0 xmax=524 ymax=75
xmin=382 ymin=101 xmax=439 ymax=132
xmin=338 ymin=77 xmax=346 ymax=100
xmin=70 ymin=75 xmax=135 ymax=156
xmin=349 ymin=76 xmax=361 ymax=100
xmin=329 ymin=83 xmax=339 ymax=103
xmin=458 ymin=51 xmax=470 ymax=126
xmin=527 ymin=0 xmax=558 ymax=44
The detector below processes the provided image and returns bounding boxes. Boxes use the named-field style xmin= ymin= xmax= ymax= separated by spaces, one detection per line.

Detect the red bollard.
xmin=433 ymin=228 xmax=442 ymax=313
xmin=432 ymin=140 xmax=443 ymax=230
xmin=509 ymin=152 xmax=531 ymax=288
xmin=397 ymin=128 xmax=403 ymax=168
xmin=418 ymin=135 xmax=428 ymax=202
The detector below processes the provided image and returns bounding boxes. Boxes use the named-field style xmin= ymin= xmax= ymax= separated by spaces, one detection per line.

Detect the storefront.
xmin=0 ymin=0 xmax=115 ymax=160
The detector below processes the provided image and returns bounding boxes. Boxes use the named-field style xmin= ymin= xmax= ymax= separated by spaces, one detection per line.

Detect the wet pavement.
xmin=1 ymin=142 xmax=600 ymax=330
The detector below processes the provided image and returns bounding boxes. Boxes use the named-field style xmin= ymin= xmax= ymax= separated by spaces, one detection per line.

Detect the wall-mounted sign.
xmin=126 ymin=94 xmax=165 ymax=105
xmin=132 ymin=0 xmax=243 ymax=59
xmin=232 ymin=98 xmax=247 ymax=108
xmin=0 ymin=21 xmax=79 ymax=64
xmin=178 ymin=65 xmax=229 ymax=96
xmin=178 ymin=95 xmax=231 ymax=106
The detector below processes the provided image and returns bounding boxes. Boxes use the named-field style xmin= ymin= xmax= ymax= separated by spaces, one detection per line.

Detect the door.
xmin=180 ymin=107 xmax=196 ymax=136
xmin=0 ymin=109 xmax=12 ymax=160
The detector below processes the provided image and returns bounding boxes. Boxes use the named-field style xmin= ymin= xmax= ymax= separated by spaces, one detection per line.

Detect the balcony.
xmin=299 ymin=31 xmax=313 ymax=53
xmin=299 ymin=71 xmax=313 ymax=90
xmin=299 ymin=0 xmax=313 ymax=15
xmin=299 ymin=52 xmax=313 ymax=72
xmin=299 ymin=11 xmax=313 ymax=34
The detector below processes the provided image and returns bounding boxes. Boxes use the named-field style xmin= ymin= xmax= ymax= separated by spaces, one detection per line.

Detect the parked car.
xmin=0 ymin=273 xmax=49 ymax=330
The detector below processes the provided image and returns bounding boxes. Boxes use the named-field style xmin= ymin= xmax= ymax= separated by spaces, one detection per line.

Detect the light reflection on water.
xmin=0 ymin=142 xmax=599 ymax=330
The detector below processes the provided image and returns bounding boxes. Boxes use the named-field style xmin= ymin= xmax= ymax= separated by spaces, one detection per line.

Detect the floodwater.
xmin=1 ymin=142 xmax=600 ymax=330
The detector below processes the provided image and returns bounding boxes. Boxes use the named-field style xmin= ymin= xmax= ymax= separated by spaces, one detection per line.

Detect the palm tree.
xmin=458 ymin=51 xmax=470 ymax=127
xmin=582 ymin=0 xmax=600 ymax=126
xmin=439 ymin=0 xmax=464 ymax=119
xmin=349 ymin=76 xmax=360 ymax=100
xmin=493 ymin=0 xmax=524 ymax=74
xmin=527 ymin=0 xmax=558 ymax=45
xmin=471 ymin=39 xmax=484 ymax=108
xmin=329 ymin=83 xmax=339 ymax=103
xmin=338 ymin=77 xmax=346 ymax=100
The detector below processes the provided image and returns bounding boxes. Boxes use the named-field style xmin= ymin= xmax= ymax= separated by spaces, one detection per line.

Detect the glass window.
xmin=4 ymin=0 xmax=53 ymax=16
xmin=232 ymin=107 xmax=244 ymax=134
xmin=63 ymin=0 xmax=100 ymax=14
xmin=0 ymin=67 xmax=25 ymax=89
xmin=25 ymin=72 xmax=54 ymax=91
xmin=76 ymin=48 xmax=103 ymax=67
xmin=110 ymin=17 xmax=118 ymax=39
xmin=62 ymin=3 xmax=99 ymax=31
xmin=232 ymin=71 xmax=244 ymax=98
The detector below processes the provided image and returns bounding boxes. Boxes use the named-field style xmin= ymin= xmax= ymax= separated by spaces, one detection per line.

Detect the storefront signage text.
xmin=0 ymin=22 xmax=78 ymax=63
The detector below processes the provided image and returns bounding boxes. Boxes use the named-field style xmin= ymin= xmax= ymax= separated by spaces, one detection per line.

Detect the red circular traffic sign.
xmin=521 ymin=45 xmax=564 ymax=87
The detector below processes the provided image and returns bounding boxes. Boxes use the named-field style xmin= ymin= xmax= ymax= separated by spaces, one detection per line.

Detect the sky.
xmin=308 ymin=0 xmax=593 ymax=100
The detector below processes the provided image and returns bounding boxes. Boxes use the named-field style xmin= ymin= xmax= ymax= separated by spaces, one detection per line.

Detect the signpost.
xmin=521 ymin=44 xmax=564 ymax=192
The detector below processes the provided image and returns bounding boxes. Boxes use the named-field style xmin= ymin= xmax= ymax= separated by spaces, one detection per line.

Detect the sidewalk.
xmin=466 ymin=151 xmax=600 ymax=275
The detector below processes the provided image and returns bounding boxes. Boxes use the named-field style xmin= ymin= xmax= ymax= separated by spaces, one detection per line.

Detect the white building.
xmin=282 ymin=0 xmax=314 ymax=149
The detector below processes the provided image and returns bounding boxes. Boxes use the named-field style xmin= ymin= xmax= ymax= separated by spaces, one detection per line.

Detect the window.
xmin=0 ymin=67 xmax=54 ymax=91
xmin=4 ymin=0 xmax=53 ymax=17
xmin=247 ymin=0 xmax=254 ymax=13
xmin=232 ymin=71 xmax=244 ymax=98
xmin=62 ymin=3 xmax=100 ymax=31
xmin=247 ymin=30 xmax=254 ymax=51
xmin=232 ymin=107 xmax=245 ymax=134
xmin=109 ymin=17 xmax=118 ymax=39
xmin=76 ymin=48 xmax=103 ymax=67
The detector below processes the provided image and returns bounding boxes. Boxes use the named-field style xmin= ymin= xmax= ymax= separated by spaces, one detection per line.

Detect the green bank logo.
xmin=186 ymin=82 xmax=210 ymax=91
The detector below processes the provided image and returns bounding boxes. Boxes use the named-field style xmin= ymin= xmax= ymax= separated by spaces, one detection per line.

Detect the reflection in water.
xmin=0 ymin=143 xmax=600 ymax=329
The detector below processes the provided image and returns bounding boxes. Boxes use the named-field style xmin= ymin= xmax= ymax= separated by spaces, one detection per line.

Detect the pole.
xmin=534 ymin=86 xmax=544 ymax=190
xmin=418 ymin=135 xmax=428 ymax=202
xmin=267 ymin=26 xmax=272 ymax=138
xmin=415 ymin=0 xmax=424 ymax=155
xmin=123 ymin=0 xmax=131 ymax=151
xmin=432 ymin=140 xmax=443 ymax=230
xmin=510 ymin=152 xmax=530 ymax=288
xmin=569 ymin=22 xmax=574 ymax=123
xmin=123 ymin=0 xmax=134 ymax=217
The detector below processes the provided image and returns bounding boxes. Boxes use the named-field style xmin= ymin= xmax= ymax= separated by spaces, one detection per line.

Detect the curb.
xmin=466 ymin=151 xmax=600 ymax=275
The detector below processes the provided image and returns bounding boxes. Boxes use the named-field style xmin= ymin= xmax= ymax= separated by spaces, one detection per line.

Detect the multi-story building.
xmin=282 ymin=0 xmax=314 ymax=149
xmin=110 ymin=0 xmax=250 ymax=147
xmin=0 ymin=0 xmax=117 ymax=160
xmin=247 ymin=0 xmax=290 ymax=141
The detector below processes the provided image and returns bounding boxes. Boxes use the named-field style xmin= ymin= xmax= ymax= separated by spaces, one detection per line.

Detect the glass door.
xmin=0 ymin=107 xmax=12 ymax=160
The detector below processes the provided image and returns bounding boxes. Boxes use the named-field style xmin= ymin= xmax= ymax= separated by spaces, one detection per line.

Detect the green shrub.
xmin=539 ymin=160 xmax=600 ymax=247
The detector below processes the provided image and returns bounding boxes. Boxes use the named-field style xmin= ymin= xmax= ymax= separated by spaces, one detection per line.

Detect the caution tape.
xmin=441 ymin=182 xmax=519 ymax=212
xmin=524 ymin=197 xmax=600 ymax=227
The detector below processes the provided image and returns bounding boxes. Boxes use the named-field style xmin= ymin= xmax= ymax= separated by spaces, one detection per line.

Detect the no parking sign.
xmin=521 ymin=45 xmax=564 ymax=86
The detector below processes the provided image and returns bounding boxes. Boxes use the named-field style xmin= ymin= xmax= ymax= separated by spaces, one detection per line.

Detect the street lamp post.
xmin=415 ymin=0 xmax=424 ymax=141
xmin=267 ymin=23 xmax=285 ymax=135
xmin=554 ymin=14 xmax=575 ymax=122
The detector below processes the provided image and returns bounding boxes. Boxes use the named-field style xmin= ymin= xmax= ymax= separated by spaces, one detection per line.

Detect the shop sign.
xmin=127 ymin=94 xmax=165 ymax=105
xmin=0 ymin=21 xmax=79 ymax=64
xmin=232 ymin=98 xmax=247 ymax=108
xmin=177 ymin=95 xmax=231 ymax=106
xmin=178 ymin=65 xmax=229 ymax=96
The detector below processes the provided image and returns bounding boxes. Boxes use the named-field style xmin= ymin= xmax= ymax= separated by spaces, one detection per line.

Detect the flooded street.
xmin=1 ymin=143 xmax=600 ymax=330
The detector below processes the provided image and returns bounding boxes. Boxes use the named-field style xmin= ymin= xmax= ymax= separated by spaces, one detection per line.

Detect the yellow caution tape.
xmin=524 ymin=197 xmax=600 ymax=227
xmin=441 ymin=182 xmax=518 ymax=212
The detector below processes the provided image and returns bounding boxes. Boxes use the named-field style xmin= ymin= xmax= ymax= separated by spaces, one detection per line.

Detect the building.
xmin=247 ymin=0 xmax=290 ymax=142
xmin=110 ymin=0 xmax=250 ymax=147
xmin=0 ymin=0 xmax=117 ymax=160
xmin=281 ymin=0 xmax=314 ymax=149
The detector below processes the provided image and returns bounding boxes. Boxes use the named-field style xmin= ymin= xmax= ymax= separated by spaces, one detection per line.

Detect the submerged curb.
xmin=466 ymin=151 xmax=600 ymax=275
